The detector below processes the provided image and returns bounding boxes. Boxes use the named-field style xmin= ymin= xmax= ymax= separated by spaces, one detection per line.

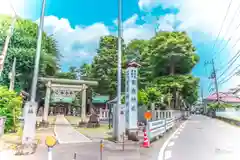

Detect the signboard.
xmin=144 ymin=112 xmax=152 ymax=120
xmin=50 ymin=96 xmax=74 ymax=103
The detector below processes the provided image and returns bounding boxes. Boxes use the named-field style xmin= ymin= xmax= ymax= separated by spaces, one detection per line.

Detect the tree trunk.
xmin=170 ymin=59 xmax=175 ymax=75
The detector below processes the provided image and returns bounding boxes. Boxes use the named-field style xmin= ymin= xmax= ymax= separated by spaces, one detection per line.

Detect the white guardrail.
xmin=216 ymin=111 xmax=240 ymax=121
xmin=147 ymin=114 xmax=186 ymax=141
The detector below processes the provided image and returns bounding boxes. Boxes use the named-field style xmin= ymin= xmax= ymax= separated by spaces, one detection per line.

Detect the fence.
xmin=99 ymin=109 xmax=109 ymax=121
xmin=147 ymin=116 xmax=176 ymax=141
xmin=99 ymin=108 xmax=184 ymax=122
xmin=216 ymin=111 xmax=240 ymax=121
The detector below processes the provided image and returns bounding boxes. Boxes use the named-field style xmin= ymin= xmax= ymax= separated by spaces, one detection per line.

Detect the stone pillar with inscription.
xmin=125 ymin=61 xmax=140 ymax=140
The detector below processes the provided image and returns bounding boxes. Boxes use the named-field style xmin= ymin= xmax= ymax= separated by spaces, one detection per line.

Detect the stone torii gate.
xmin=39 ymin=77 xmax=98 ymax=122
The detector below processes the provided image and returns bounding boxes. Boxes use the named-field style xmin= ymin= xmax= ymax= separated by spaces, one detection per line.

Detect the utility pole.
xmin=22 ymin=0 xmax=46 ymax=145
xmin=201 ymin=86 xmax=204 ymax=104
xmin=117 ymin=0 xmax=122 ymax=106
xmin=205 ymin=59 xmax=220 ymax=104
xmin=154 ymin=16 xmax=159 ymax=35
xmin=9 ymin=57 xmax=16 ymax=91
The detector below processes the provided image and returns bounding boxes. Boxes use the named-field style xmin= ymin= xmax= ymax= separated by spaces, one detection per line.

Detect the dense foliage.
xmin=0 ymin=15 xmax=59 ymax=97
xmin=0 ymin=86 xmax=22 ymax=133
xmin=0 ymin=15 xmax=200 ymax=110
xmin=72 ymin=31 xmax=200 ymax=109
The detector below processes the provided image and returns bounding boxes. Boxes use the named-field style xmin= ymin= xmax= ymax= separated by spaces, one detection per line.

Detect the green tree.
xmin=79 ymin=63 xmax=92 ymax=80
xmin=0 ymin=15 xmax=59 ymax=96
xmin=55 ymin=72 xmax=77 ymax=79
xmin=91 ymin=35 xmax=126 ymax=98
xmin=149 ymin=31 xmax=199 ymax=76
xmin=153 ymin=75 xmax=199 ymax=108
xmin=0 ymin=86 xmax=22 ymax=133
xmin=126 ymin=39 xmax=152 ymax=89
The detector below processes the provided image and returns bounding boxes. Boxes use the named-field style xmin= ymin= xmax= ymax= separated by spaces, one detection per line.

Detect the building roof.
xmin=205 ymin=92 xmax=240 ymax=103
xmin=92 ymin=95 xmax=110 ymax=103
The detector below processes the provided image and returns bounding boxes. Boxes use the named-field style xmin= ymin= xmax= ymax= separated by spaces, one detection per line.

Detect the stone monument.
xmin=125 ymin=60 xmax=140 ymax=141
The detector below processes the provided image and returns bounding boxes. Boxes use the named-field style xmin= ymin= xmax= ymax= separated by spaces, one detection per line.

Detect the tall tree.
xmin=79 ymin=63 xmax=92 ymax=79
xmin=148 ymin=31 xmax=200 ymax=108
xmin=150 ymin=31 xmax=199 ymax=76
xmin=126 ymin=39 xmax=152 ymax=89
xmin=0 ymin=15 xmax=59 ymax=97
xmin=90 ymin=35 xmax=126 ymax=98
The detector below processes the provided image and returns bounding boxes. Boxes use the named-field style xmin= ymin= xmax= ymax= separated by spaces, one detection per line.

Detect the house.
xmin=203 ymin=92 xmax=240 ymax=105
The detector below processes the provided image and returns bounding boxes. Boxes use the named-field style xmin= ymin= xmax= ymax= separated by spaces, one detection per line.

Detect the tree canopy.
xmin=86 ymin=31 xmax=200 ymax=108
xmin=0 ymin=15 xmax=59 ymax=96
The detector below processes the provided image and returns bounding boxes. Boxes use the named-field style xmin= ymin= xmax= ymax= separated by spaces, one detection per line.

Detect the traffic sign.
xmin=144 ymin=111 xmax=152 ymax=120
xmin=45 ymin=136 xmax=57 ymax=148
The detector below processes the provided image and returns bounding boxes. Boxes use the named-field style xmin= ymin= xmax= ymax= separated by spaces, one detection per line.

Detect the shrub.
xmin=0 ymin=86 xmax=23 ymax=133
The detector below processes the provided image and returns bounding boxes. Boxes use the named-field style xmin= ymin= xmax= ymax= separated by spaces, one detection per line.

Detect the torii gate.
xmin=39 ymin=77 xmax=98 ymax=122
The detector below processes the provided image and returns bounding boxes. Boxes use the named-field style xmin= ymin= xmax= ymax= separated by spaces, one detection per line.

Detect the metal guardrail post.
xmin=48 ymin=147 xmax=53 ymax=160
xmin=122 ymin=132 xmax=125 ymax=151
xmin=100 ymin=140 xmax=104 ymax=160
xmin=73 ymin=152 xmax=77 ymax=160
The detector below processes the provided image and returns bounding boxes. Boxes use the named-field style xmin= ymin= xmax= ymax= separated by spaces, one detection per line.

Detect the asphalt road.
xmin=161 ymin=115 xmax=240 ymax=160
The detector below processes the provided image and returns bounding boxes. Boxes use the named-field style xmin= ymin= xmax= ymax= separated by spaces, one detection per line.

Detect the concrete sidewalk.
xmin=5 ymin=117 xmax=186 ymax=160
xmin=54 ymin=115 xmax=91 ymax=144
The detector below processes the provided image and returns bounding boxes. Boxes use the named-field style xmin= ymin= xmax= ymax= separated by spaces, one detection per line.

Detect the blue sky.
xmin=2 ymin=0 xmax=240 ymax=97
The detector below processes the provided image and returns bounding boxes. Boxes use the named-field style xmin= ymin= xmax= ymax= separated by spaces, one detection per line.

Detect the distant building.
xmin=91 ymin=95 xmax=110 ymax=109
xmin=203 ymin=92 xmax=240 ymax=105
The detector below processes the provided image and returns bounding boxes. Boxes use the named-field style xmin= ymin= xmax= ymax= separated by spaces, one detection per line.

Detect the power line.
xmin=211 ymin=0 xmax=233 ymax=58
xmin=217 ymin=50 xmax=240 ymax=80
xmin=215 ymin=2 xmax=240 ymax=54
xmin=219 ymin=71 xmax=237 ymax=85
xmin=217 ymin=35 xmax=240 ymax=70
xmin=218 ymin=64 xmax=240 ymax=84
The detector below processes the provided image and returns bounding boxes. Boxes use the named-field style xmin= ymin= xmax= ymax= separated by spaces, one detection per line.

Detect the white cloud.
xmin=138 ymin=0 xmax=240 ymax=92
xmin=114 ymin=14 xmax=155 ymax=43
xmin=0 ymin=0 xmax=33 ymax=18
xmin=37 ymin=16 xmax=110 ymax=70
xmin=138 ymin=0 xmax=162 ymax=11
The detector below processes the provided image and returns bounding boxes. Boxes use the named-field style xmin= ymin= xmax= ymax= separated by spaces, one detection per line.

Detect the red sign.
xmin=144 ymin=112 xmax=152 ymax=120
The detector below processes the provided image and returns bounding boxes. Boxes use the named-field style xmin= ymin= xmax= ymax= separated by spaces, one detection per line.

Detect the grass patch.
xmin=47 ymin=116 xmax=56 ymax=125
xmin=75 ymin=124 xmax=112 ymax=139
xmin=65 ymin=116 xmax=82 ymax=125
xmin=217 ymin=116 xmax=240 ymax=127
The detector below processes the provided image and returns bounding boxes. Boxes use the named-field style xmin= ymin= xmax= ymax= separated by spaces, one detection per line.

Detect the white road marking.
xmin=175 ymin=131 xmax=181 ymax=135
xmin=173 ymin=135 xmax=179 ymax=139
xmin=158 ymin=120 xmax=188 ymax=160
xmin=168 ymin=141 xmax=175 ymax=147
xmin=164 ymin=150 xmax=172 ymax=160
